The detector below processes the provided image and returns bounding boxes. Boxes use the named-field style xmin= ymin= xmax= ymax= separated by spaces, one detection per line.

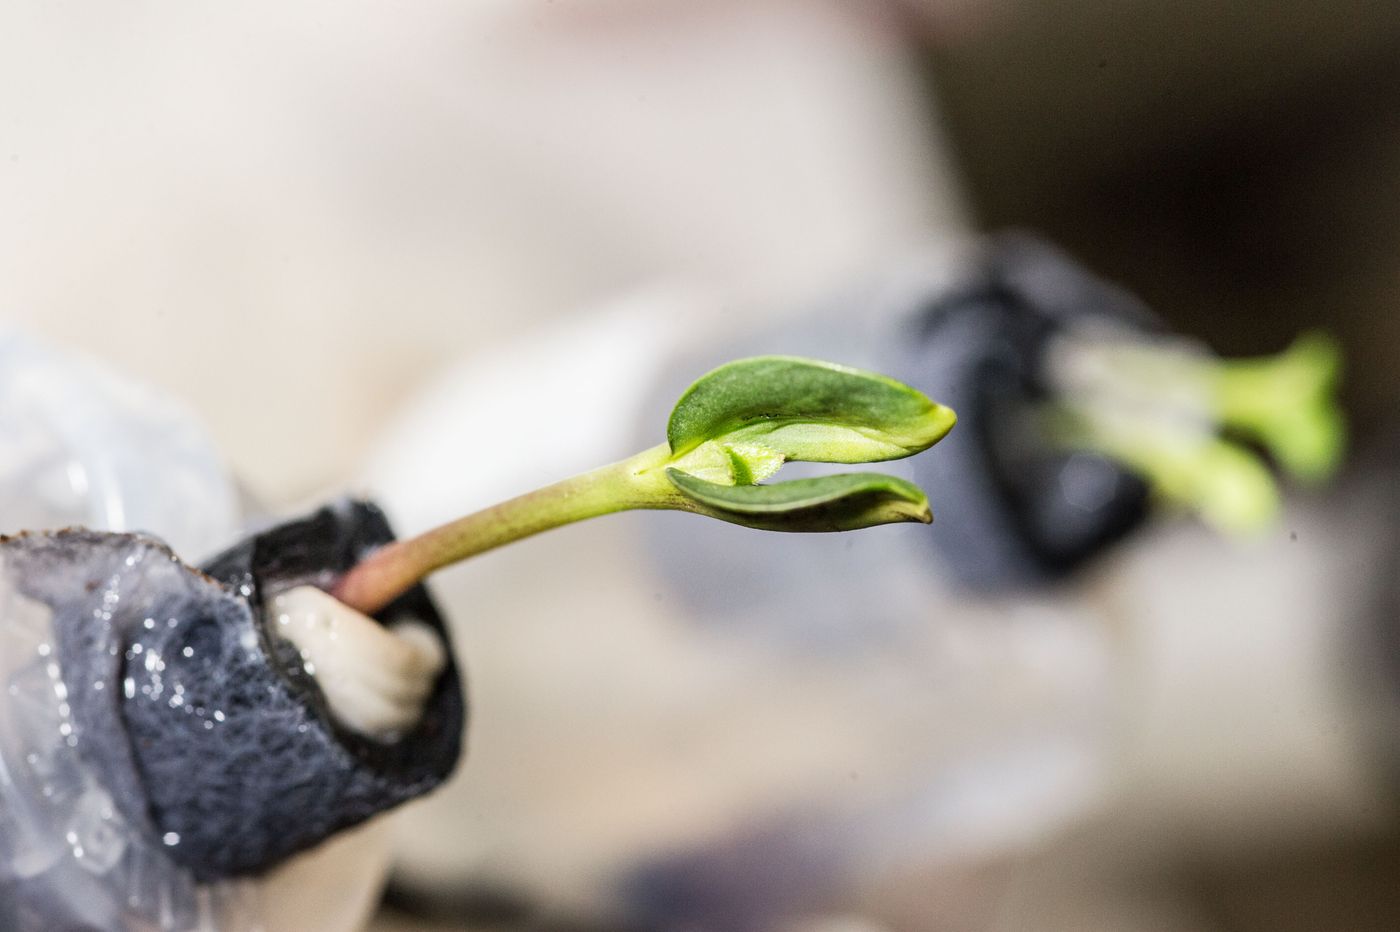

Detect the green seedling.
xmin=1044 ymin=331 xmax=1345 ymax=534
xmin=334 ymin=356 xmax=957 ymax=615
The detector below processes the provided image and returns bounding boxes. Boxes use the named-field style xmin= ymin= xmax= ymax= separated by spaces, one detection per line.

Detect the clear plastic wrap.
xmin=0 ymin=564 xmax=263 ymax=930
xmin=0 ymin=330 xmax=415 ymax=930
xmin=0 ymin=329 xmax=255 ymax=928
xmin=0 ymin=328 xmax=238 ymax=562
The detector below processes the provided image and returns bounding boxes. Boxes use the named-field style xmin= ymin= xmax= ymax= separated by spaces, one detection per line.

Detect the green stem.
xmin=333 ymin=444 xmax=690 ymax=615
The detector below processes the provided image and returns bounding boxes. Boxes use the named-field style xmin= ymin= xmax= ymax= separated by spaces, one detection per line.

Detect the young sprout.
xmin=333 ymin=356 xmax=957 ymax=615
xmin=1041 ymin=330 xmax=1345 ymax=534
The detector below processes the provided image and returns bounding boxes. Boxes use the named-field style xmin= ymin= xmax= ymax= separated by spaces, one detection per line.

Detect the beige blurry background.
xmin=1 ymin=0 xmax=962 ymax=504
xmin=5 ymin=1 xmax=1400 ymax=930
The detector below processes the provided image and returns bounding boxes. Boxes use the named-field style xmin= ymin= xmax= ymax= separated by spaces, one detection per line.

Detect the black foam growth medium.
xmin=0 ymin=499 xmax=465 ymax=882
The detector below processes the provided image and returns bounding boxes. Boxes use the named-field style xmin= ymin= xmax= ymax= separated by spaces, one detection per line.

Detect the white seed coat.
xmin=268 ymin=586 xmax=446 ymax=740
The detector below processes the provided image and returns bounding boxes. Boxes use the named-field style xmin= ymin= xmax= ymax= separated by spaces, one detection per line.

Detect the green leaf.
xmin=665 ymin=467 xmax=932 ymax=532
xmin=667 ymin=356 xmax=956 ymax=464
xmin=1215 ymin=331 xmax=1346 ymax=483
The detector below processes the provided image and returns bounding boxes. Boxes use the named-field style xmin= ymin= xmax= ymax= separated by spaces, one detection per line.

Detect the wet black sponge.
xmin=0 ymin=500 xmax=464 ymax=882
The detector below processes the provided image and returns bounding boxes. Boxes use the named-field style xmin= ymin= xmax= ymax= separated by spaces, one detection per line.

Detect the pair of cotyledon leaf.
xmin=659 ymin=356 xmax=957 ymax=532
